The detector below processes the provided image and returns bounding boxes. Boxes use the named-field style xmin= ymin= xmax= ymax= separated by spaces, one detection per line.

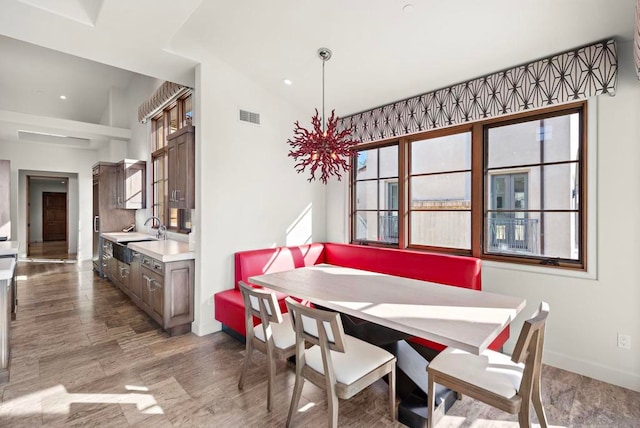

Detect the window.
xmin=151 ymin=92 xmax=193 ymax=233
xmin=350 ymin=102 xmax=586 ymax=269
xmin=485 ymin=112 xmax=581 ymax=262
xmin=409 ymin=132 xmax=471 ymax=249
xmin=488 ymin=173 xmax=530 ymax=251
xmin=352 ymin=145 xmax=398 ymax=244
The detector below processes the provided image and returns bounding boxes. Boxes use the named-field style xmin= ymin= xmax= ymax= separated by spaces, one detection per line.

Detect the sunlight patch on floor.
xmin=0 ymin=384 xmax=164 ymax=416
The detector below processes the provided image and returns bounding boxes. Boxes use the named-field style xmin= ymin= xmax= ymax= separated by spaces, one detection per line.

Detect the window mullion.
xmin=398 ymin=137 xmax=408 ymax=249
xmin=471 ymin=123 xmax=484 ymax=258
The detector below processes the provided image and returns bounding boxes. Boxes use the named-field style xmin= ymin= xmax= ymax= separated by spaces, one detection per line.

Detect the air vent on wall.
xmin=239 ymin=109 xmax=260 ymax=125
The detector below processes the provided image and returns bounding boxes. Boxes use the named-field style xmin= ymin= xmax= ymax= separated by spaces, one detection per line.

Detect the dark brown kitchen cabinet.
xmin=115 ymin=160 xmax=146 ymax=209
xmin=167 ymin=126 xmax=195 ymax=209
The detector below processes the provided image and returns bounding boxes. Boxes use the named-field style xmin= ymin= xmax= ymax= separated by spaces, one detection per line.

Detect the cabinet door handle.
xmin=143 ymin=274 xmax=152 ymax=290
xmin=176 ymin=189 xmax=183 ymax=201
xmin=94 ymin=216 xmax=99 ymax=232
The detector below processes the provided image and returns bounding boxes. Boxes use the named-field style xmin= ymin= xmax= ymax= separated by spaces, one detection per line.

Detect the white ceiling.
xmin=0 ymin=0 xmax=636 ymax=145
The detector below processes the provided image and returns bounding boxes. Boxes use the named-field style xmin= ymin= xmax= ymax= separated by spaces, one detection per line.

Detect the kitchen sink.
xmin=102 ymin=232 xmax=158 ymax=243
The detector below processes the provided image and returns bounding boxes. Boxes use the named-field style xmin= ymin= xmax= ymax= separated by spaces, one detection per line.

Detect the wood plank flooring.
xmin=26 ymin=241 xmax=75 ymax=261
xmin=1 ymin=261 xmax=639 ymax=427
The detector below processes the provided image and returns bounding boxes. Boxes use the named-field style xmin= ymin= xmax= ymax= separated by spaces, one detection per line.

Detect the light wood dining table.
xmin=249 ymin=264 xmax=526 ymax=355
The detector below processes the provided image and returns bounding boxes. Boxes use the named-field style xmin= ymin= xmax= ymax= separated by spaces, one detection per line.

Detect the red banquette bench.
xmin=213 ymin=242 xmax=509 ymax=352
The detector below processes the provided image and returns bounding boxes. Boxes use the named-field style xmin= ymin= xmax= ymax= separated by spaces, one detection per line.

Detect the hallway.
xmin=0 ymin=261 xmax=638 ymax=427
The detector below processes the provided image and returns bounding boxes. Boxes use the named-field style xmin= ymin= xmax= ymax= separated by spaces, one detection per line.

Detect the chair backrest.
xmin=285 ymin=297 xmax=347 ymax=353
xmin=238 ymin=281 xmax=283 ymax=329
xmin=511 ymin=301 xmax=550 ymax=365
xmin=510 ymin=301 xmax=549 ymax=402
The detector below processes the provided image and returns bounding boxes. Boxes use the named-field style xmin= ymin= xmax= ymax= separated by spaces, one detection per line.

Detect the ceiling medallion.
xmin=287 ymin=48 xmax=359 ymax=184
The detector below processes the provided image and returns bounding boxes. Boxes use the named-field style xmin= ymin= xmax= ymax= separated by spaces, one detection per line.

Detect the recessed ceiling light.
xmin=402 ymin=3 xmax=414 ymax=13
xmin=283 ymin=79 xmax=293 ymax=86
xmin=59 ymin=95 xmax=67 ymax=100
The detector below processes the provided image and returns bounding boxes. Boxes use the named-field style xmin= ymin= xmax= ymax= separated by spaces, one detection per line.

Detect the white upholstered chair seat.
xmin=304 ymin=335 xmax=395 ymax=385
xmin=427 ymin=302 xmax=550 ymax=428
xmin=254 ymin=312 xmax=296 ymax=350
xmin=428 ymin=347 xmax=524 ymax=399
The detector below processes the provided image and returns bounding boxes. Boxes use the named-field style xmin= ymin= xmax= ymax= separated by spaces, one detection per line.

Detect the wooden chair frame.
xmin=427 ymin=302 xmax=550 ymax=428
xmin=285 ymin=297 xmax=396 ymax=427
xmin=237 ymin=281 xmax=296 ymax=412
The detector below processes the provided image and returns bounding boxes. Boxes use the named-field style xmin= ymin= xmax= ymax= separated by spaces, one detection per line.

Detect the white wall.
xmin=28 ymin=179 xmax=68 ymax=243
xmin=194 ymin=56 xmax=326 ymax=336
xmin=325 ymin=41 xmax=640 ymax=392
xmin=0 ymin=141 xmax=96 ymax=259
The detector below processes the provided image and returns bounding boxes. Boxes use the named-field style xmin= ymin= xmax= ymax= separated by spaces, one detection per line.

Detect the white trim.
xmin=542 ymin=349 xmax=640 ymax=392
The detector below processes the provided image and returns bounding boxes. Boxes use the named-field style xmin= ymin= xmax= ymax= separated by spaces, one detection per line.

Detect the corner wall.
xmin=193 ymin=56 xmax=327 ymax=336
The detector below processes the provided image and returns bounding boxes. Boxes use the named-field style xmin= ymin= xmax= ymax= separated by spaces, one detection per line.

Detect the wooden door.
xmin=42 ymin=192 xmax=67 ymax=241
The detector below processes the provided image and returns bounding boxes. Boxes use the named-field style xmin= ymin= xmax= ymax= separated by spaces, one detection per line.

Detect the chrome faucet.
xmin=144 ymin=216 xmax=167 ymax=240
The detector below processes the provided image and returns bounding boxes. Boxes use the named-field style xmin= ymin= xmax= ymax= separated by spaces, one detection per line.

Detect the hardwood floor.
xmin=26 ymin=241 xmax=75 ymax=261
xmin=1 ymin=261 xmax=639 ymax=427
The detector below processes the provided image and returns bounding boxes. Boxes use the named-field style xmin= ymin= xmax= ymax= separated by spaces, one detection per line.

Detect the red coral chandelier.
xmin=288 ymin=48 xmax=359 ymax=184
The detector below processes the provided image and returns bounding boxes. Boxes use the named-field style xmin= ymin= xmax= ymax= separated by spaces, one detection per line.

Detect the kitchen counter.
xmin=128 ymin=239 xmax=195 ymax=262
xmin=0 ymin=258 xmax=15 ymax=280
xmin=101 ymin=232 xmax=157 ymax=243
xmin=0 ymin=257 xmax=14 ymax=383
xmin=0 ymin=241 xmax=19 ymax=257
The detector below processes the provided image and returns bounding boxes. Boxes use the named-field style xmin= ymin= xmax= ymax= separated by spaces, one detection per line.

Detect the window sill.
xmin=482 ymin=259 xmax=597 ymax=280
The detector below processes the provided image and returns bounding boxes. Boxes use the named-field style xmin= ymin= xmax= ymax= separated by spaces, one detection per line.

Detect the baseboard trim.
xmin=191 ymin=320 xmax=220 ymax=337
xmin=543 ymin=349 xmax=640 ymax=392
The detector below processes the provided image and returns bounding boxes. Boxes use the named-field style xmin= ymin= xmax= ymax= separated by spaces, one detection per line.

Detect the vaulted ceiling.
xmin=0 ymin=0 xmax=635 ymax=144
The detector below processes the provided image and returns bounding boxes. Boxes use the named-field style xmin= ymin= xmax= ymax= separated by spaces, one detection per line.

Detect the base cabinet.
xmin=105 ymin=251 xmax=193 ymax=336
xmin=129 ymin=251 xmax=142 ymax=299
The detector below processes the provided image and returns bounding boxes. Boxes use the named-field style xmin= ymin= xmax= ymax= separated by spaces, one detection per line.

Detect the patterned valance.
xmin=138 ymin=81 xmax=190 ymax=123
xmin=340 ymin=39 xmax=617 ymax=143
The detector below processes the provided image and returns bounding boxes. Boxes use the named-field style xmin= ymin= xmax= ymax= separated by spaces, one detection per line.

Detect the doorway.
xmin=26 ymin=176 xmax=72 ymax=260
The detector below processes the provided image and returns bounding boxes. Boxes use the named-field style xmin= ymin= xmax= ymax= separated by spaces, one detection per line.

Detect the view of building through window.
xmin=351 ymin=105 xmax=584 ymax=267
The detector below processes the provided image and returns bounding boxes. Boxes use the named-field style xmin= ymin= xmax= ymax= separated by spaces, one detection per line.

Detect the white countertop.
xmin=101 ymin=232 xmax=157 ymax=243
xmin=0 ymin=241 xmax=19 ymax=257
xmin=128 ymin=239 xmax=195 ymax=262
xmin=0 ymin=258 xmax=16 ymax=280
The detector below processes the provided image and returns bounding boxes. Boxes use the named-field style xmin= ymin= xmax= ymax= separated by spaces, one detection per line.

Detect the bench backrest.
xmin=234 ymin=243 xmax=326 ymax=289
xmin=323 ymin=243 xmax=481 ymax=290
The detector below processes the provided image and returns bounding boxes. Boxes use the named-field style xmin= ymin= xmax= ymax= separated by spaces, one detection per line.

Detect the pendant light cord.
xmin=322 ymin=58 xmax=326 ymax=134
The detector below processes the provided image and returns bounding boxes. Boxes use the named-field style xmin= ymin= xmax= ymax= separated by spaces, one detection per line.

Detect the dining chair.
xmin=284 ymin=297 xmax=397 ymax=428
xmin=237 ymin=280 xmax=296 ymax=412
xmin=426 ymin=301 xmax=550 ymax=428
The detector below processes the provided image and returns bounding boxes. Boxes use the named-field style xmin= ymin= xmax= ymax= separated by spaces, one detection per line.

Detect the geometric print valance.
xmin=339 ymin=39 xmax=617 ymax=143
xmin=138 ymin=81 xmax=191 ymax=123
